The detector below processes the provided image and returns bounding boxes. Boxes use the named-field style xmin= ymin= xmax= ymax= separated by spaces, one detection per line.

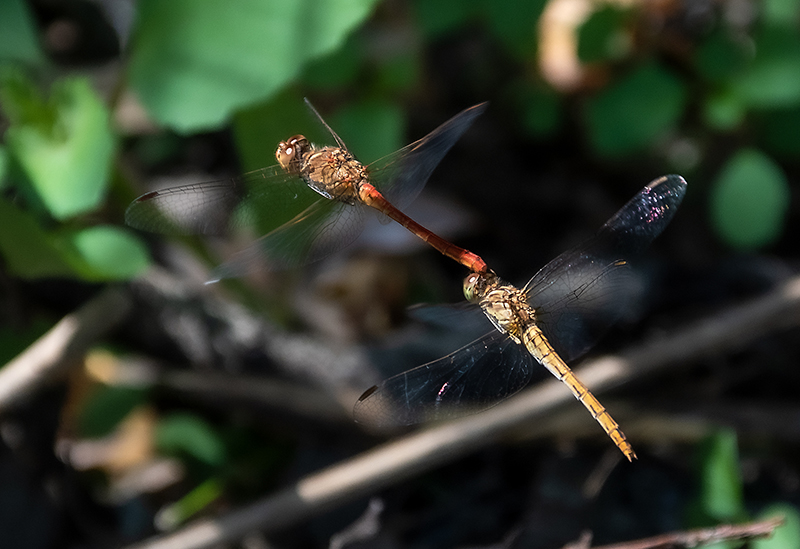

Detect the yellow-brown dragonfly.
xmin=355 ymin=175 xmax=687 ymax=461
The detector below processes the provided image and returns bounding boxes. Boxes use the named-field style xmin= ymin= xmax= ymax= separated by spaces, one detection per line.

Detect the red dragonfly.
xmin=126 ymin=100 xmax=489 ymax=282
xmin=354 ymin=175 xmax=688 ymax=461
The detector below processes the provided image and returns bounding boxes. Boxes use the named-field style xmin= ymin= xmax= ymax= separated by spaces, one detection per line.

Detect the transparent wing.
xmin=368 ymin=102 xmax=488 ymax=208
xmin=208 ymin=199 xmax=367 ymax=281
xmin=523 ymin=175 xmax=687 ymax=361
xmin=125 ymin=166 xmax=313 ymax=237
xmin=353 ymin=330 xmax=534 ymax=430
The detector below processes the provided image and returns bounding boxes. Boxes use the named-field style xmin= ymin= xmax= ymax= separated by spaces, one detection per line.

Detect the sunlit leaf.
xmin=710 ymin=148 xmax=790 ymax=249
xmin=0 ymin=0 xmax=44 ymax=66
xmin=585 ymin=63 xmax=687 ymax=156
xmin=762 ymin=0 xmax=800 ymax=25
xmin=64 ymin=226 xmax=150 ymax=281
xmin=753 ymin=503 xmax=800 ymax=549
xmin=1 ymin=72 xmax=114 ymax=219
xmin=128 ymin=0 xmax=380 ymax=132
xmin=156 ymin=413 xmax=226 ymax=467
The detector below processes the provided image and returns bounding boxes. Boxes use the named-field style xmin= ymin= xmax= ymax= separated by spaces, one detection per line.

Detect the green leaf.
xmin=753 ymin=504 xmax=800 ymax=549
xmin=128 ymin=0 xmax=380 ymax=132
xmin=577 ymin=6 xmax=631 ymax=64
xmin=703 ymin=89 xmax=746 ymax=131
xmin=156 ymin=413 xmax=226 ymax=467
xmin=695 ymin=30 xmax=750 ymax=83
xmin=1 ymin=73 xmax=115 ymax=219
xmin=762 ymin=0 xmax=800 ymax=25
xmin=328 ymin=100 xmax=404 ymax=164
xmin=585 ymin=63 xmax=687 ymax=156
xmin=413 ymin=0 xmax=481 ymax=38
xmin=517 ymin=83 xmax=562 ymax=137
xmin=62 ymin=226 xmax=150 ymax=281
xmin=761 ymin=107 xmax=800 ymax=156
xmin=0 ymin=197 xmax=76 ymax=279
xmin=710 ymin=148 xmax=790 ymax=249
xmin=731 ymin=25 xmax=800 ymax=109
xmin=79 ymin=386 xmax=149 ymax=438
xmin=483 ymin=0 xmax=547 ymax=58
xmin=0 ymin=0 xmax=45 ymax=66
xmin=696 ymin=429 xmax=746 ymax=522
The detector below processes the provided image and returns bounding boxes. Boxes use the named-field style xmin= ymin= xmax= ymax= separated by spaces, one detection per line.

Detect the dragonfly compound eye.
xmin=463 ymin=273 xmax=481 ymax=302
xmin=275 ymin=135 xmax=308 ymax=173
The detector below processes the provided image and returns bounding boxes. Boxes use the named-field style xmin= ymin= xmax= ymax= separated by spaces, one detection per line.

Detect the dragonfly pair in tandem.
xmin=126 ymin=100 xmax=687 ymax=461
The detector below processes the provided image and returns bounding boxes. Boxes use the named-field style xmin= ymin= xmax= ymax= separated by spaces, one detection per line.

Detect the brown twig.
xmin=593 ymin=516 xmax=784 ymax=549
xmin=0 ymin=286 xmax=132 ymax=413
xmin=125 ymin=276 xmax=800 ymax=549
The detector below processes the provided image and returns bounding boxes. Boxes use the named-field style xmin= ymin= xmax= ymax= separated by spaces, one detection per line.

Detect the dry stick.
xmin=0 ymin=286 xmax=132 ymax=413
xmin=126 ymin=276 xmax=800 ymax=549
xmin=592 ymin=515 xmax=784 ymax=549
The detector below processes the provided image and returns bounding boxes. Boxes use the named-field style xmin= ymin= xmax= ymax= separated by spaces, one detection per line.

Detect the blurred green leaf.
xmin=577 ymin=6 xmax=631 ymax=64
xmin=0 ymin=197 xmax=76 ymax=279
xmin=63 ymin=226 xmax=150 ymax=281
xmin=753 ymin=504 xmax=800 ymax=549
xmin=762 ymin=0 xmax=800 ymax=24
xmin=517 ymin=83 xmax=561 ymax=137
xmin=731 ymin=25 xmax=800 ymax=109
xmin=0 ymin=0 xmax=44 ymax=66
xmin=413 ymin=0 xmax=481 ymax=38
xmin=156 ymin=413 xmax=226 ymax=467
xmin=696 ymin=429 xmax=746 ymax=523
xmin=328 ymin=99 xmax=404 ymax=164
xmin=1 ymin=72 xmax=114 ymax=219
xmin=374 ymin=51 xmax=422 ymax=94
xmin=129 ymin=0 xmax=380 ymax=132
xmin=703 ymin=89 xmax=746 ymax=131
xmin=710 ymin=148 xmax=789 ymax=249
xmin=761 ymin=107 xmax=800 ymax=156
xmin=483 ymin=0 xmax=547 ymax=57
xmin=695 ymin=30 xmax=750 ymax=83
xmin=585 ymin=63 xmax=687 ymax=156
xmin=301 ymin=33 xmax=363 ymax=91
xmin=156 ymin=477 xmax=224 ymax=529
xmin=0 ymin=145 xmax=8 ymax=188
xmin=79 ymin=386 xmax=149 ymax=438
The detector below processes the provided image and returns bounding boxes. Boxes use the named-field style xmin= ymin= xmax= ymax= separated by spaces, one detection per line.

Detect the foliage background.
xmin=2 ymin=0 xmax=800 ymax=547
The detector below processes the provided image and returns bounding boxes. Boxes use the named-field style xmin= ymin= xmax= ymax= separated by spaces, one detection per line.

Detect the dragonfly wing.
xmin=208 ymin=199 xmax=367 ymax=281
xmin=125 ymin=166 xmax=311 ymax=236
xmin=523 ymin=175 xmax=687 ymax=361
xmin=304 ymin=98 xmax=348 ymax=150
xmin=353 ymin=330 xmax=534 ymax=430
xmin=370 ymin=102 xmax=488 ymax=209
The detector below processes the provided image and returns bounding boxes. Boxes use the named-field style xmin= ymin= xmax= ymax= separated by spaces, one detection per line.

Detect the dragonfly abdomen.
xmin=522 ymin=325 xmax=637 ymax=461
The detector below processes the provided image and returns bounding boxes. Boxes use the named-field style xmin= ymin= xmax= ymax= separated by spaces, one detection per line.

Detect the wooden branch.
xmin=0 ymin=286 xmax=132 ymax=412
xmin=592 ymin=516 xmax=784 ymax=549
xmin=125 ymin=276 xmax=800 ymax=549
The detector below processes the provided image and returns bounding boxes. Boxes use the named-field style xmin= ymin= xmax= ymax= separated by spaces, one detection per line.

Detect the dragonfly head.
xmin=276 ymin=135 xmax=310 ymax=174
xmin=463 ymin=271 xmax=499 ymax=303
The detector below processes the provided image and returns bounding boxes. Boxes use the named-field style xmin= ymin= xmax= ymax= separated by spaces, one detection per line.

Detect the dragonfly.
xmin=125 ymin=100 xmax=489 ymax=282
xmin=354 ymin=175 xmax=688 ymax=461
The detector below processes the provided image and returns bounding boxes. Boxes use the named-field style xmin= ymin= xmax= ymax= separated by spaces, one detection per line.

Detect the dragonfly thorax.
xmin=464 ymin=272 xmax=533 ymax=343
xmin=300 ymin=147 xmax=365 ymax=205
